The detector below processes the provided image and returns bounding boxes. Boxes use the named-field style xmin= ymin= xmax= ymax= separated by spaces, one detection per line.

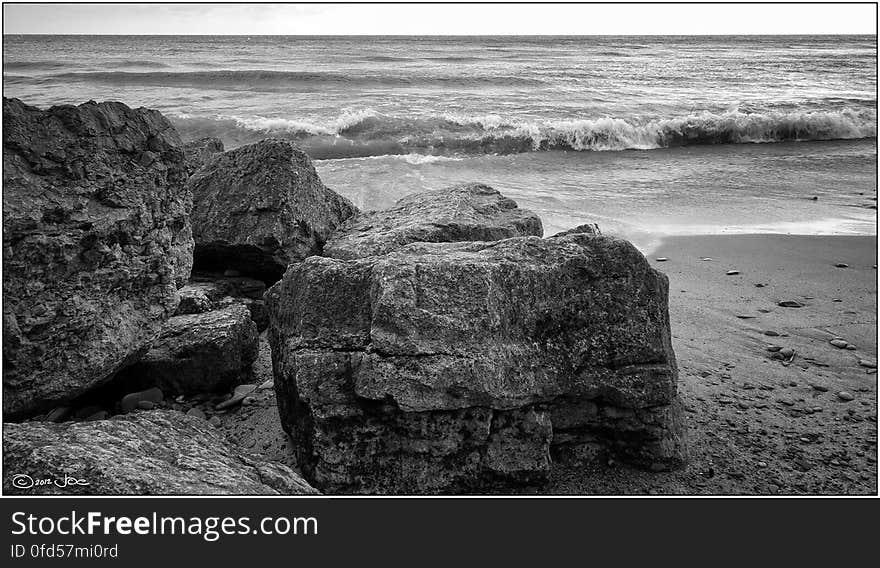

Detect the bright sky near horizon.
xmin=2 ymin=2 xmax=877 ymax=36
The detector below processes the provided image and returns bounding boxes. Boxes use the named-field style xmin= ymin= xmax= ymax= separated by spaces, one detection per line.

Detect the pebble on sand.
xmin=186 ymin=407 xmax=207 ymax=420
xmin=778 ymin=300 xmax=804 ymax=308
xmin=726 ymin=270 xmax=740 ymax=276
xmin=834 ymin=263 xmax=849 ymax=268
xmin=120 ymin=387 xmax=164 ymax=414
xmin=830 ymin=339 xmax=849 ymax=349
xmin=858 ymin=359 xmax=877 ymax=369
xmin=837 ymin=391 xmax=855 ymax=402
xmin=764 ymin=330 xmax=780 ymax=336
xmin=655 ymin=257 xmax=668 ymax=262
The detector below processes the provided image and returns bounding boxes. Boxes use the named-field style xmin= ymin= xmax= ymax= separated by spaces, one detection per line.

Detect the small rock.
xmin=700 ymin=257 xmax=713 ymax=261
xmin=834 ymin=263 xmax=849 ymax=268
xmin=84 ymin=410 xmax=108 ymax=422
xmin=779 ymin=347 xmax=794 ymax=358
xmin=726 ymin=270 xmax=740 ymax=276
xmin=136 ymin=400 xmax=155 ymax=411
xmin=120 ymin=387 xmax=164 ymax=414
xmin=837 ymin=391 xmax=855 ymax=402
xmin=46 ymin=406 xmax=71 ymax=423
xmin=737 ymin=401 xmax=751 ymax=410
xmin=208 ymin=416 xmax=222 ymax=427
xmin=755 ymin=283 xmax=766 ymax=288
xmin=811 ymin=384 xmax=829 ymax=392
xmin=845 ymin=344 xmax=857 ymax=351
xmin=766 ymin=345 xmax=782 ymax=352
xmin=858 ymin=359 xmax=877 ymax=369
xmin=73 ymin=405 xmax=104 ymax=420
xmin=186 ymin=408 xmax=206 ymax=420
xmin=830 ymin=339 xmax=849 ymax=349
xmin=764 ymin=330 xmax=780 ymax=337
xmin=655 ymin=257 xmax=668 ymax=262
xmin=778 ymin=300 xmax=804 ymax=308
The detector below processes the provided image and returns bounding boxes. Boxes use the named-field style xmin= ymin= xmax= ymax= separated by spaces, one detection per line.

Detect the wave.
xmin=171 ymin=108 xmax=877 ymax=160
xmin=48 ymin=69 xmax=548 ymax=90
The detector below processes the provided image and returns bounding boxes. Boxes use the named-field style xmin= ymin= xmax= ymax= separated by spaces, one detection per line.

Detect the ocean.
xmin=3 ymin=34 xmax=877 ymax=251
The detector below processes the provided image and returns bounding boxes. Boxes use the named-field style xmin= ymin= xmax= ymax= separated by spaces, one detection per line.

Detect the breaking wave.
xmin=171 ymin=108 xmax=877 ymax=160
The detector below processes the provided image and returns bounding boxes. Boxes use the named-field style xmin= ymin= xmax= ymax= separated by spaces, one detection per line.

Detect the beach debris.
xmin=726 ymin=270 xmax=740 ymax=276
xmin=778 ymin=300 xmax=804 ymax=308
xmin=834 ymin=263 xmax=849 ymax=268
xmin=837 ymin=391 xmax=855 ymax=402
xmin=215 ymin=383 xmax=258 ymax=410
xmin=858 ymin=359 xmax=877 ymax=369
xmin=46 ymin=406 xmax=71 ymax=423
xmin=120 ymin=387 xmax=164 ymax=414
xmin=655 ymin=257 xmax=668 ymax=262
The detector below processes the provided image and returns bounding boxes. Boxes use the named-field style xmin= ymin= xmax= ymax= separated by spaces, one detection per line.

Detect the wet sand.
xmin=217 ymin=234 xmax=878 ymax=495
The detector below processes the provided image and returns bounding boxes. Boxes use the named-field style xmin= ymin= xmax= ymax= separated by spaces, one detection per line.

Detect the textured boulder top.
xmin=188 ymin=138 xmax=359 ymax=282
xmin=3 ymin=97 xmax=187 ymax=232
xmin=3 ymin=411 xmax=318 ymax=495
xmin=323 ymin=182 xmax=544 ymax=259
xmin=269 ymin=232 xmax=675 ymax=413
xmin=2 ymin=97 xmax=193 ymax=419
xmin=183 ymin=136 xmax=224 ymax=176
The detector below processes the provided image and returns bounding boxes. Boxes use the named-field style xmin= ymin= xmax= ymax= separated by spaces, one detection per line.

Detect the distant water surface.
xmin=4 ymin=35 xmax=876 ymax=247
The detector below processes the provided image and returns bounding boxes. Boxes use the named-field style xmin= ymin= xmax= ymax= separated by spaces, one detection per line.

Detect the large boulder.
xmin=182 ymin=136 xmax=224 ymax=176
xmin=188 ymin=138 xmax=359 ymax=283
xmin=268 ymin=233 xmax=686 ymax=494
xmin=324 ymin=183 xmax=544 ymax=260
xmin=3 ymin=411 xmax=317 ymax=495
xmin=2 ymin=98 xmax=193 ymax=420
xmin=113 ymin=303 xmax=259 ymax=396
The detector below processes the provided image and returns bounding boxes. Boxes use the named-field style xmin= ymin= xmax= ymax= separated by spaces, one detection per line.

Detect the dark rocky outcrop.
xmin=2 ymin=98 xmax=193 ymax=419
xmin=177 ymin=273 xmax=269 ymax=331
xmin=113 ymin=303 xmax=259 ymax=396
xmin=182 ymin=136 xmax=224 ymax=176
xmin=323 ymin=183 xmax=544 ymax=260
xmin=3 ymin=411 xmax=317 ymax=495
xmin=188 ymin=138 xmax=359 ymax=283
xmin=268 ymin=232 xmax=686 ymax=494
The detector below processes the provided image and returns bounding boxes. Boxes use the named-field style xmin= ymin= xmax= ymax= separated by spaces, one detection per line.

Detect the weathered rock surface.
xmin=3 ymin=411 xmax=317 ymax=495
xmin=268 ymin=233 xmax=686 ymax=493
xmin=188 ymin=138 xmax=359 ymax=282
xmin=114 ymin=303 xmax=259 ymax=396
xmin=2 ymin=98 xmax=193 ymax=419
xmin=323 ymin=183 xmax=543 ymax=260
xmin=182 ymin=137 xmax=224 ymax=176
xmin=550 ymin=223 xmax=601 ymax=238
xmin=177 ymin=273 xmax=269 ymax=331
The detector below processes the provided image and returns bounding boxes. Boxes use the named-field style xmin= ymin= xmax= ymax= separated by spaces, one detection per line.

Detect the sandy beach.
xmin=546 ymin=233 xmax=878 ymax=494
xmin=209 ymin=233 xmax=878 ymax=495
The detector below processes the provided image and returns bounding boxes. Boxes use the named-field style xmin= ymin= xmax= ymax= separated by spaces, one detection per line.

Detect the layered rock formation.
xmin=177 ymin=273 xmax=269 ymax=331
xmin=2 ymin=98 xmax=193 ymax=419
xmin=323 ymin=182 xmax=543 ymax=259
xmin=188 ymin=138 xmax=359 ymax=282
xmin=3 ymin=411 xmax=317 ymax=495
xmin=268 ymin=232 xmax=686 ymax=494
xmin=113 ymin=303 xmax=259 ymax=396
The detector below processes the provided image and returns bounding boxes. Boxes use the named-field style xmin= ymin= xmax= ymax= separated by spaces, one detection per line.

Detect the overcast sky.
xmin=3 ymin=3 xmax=877 ymax=35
